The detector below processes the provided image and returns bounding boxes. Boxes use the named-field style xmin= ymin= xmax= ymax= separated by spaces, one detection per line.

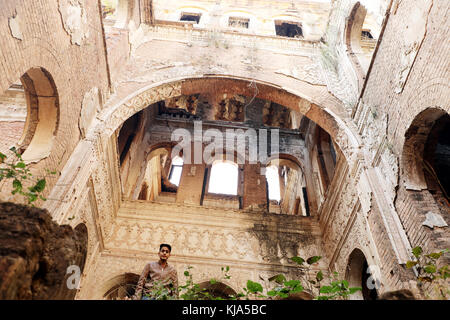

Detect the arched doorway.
xmin=198 ymin=281 xmax=237 ymax=299
xmin=103 ymin=273 xmax=140 ymax=300
xmin=346 ymin=249 xmax=379 ymax=300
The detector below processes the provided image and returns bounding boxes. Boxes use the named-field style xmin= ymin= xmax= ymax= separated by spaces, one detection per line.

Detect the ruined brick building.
xmin=0 ymin=0 xmax=448 ymax=299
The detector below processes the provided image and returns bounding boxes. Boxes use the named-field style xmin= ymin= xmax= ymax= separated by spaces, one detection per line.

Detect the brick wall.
xmin=0 ymin=0 xmax=110 ymax=201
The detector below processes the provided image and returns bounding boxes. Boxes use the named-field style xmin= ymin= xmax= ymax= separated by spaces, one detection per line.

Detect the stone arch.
xmin=130 ymin=146 xmax=172 ymax=200
xmin=264 ymin=153 xmax=303 ymax=171
xmin=197 ymin=280 xmax=237 ymax=299
xmin=314 ymin=125 xmax=337 ymax=192
xmin=401 ymin=107 xmax=449 ymax=191
xmin=278 ymin=291 xmax=314 ymax=300
xmin=265 ymin=155 xmax=309 ymax=216
xmin=345 ymin=248 xmax=379 ymax=300
xmin=345 ymin=2 xmax=379 ymax=90
xmin=102 ymin=272 xmax=140 ymax=300
xmin=97 ymin=76 xmax=357 ymax=160
xmin=0 ymin=67 xmax=59 ymax=163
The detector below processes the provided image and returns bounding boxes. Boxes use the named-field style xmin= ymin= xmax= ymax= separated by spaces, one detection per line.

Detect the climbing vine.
xmin=0 ymin=147 xmax=57 ymax=205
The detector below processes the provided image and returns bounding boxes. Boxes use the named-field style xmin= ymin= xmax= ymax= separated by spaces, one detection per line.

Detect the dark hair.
xmin=159 ymin=243 xmax=172 ymax=252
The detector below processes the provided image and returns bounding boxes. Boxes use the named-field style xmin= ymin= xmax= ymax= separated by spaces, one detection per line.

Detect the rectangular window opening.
xmin=361 ymin=30 xmax=374 ymax=39
xmin=228 ymin=17 xmax=249 ymax=29
xmin=180 ymin=13 xmax=201 ymax=24
xmin=275 ymin=20 xmax=303 ymax=38
xmin=169 ymin=165 xmax=183 ymax=186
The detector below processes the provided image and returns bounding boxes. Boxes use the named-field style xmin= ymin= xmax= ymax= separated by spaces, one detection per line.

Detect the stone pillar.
xmin=176 ymin=144 xmax=205 ymax=205
xmin=242 ymin=163 xmax=267 ymax=211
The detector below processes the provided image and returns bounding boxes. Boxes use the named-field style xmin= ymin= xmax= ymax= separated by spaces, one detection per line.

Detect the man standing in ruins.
xmin=134 ymin=243 xmax=178 ymax=300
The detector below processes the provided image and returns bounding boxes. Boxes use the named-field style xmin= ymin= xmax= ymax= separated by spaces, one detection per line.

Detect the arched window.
xmin=117 ymin=112 xmax=141 ymax=166
xmin=275 ymin=20 xmax=303 ymax=38
xmin=317 ymin=127 xmax=337 ymax=192
xmin=345 ymin=2 xmax=380 ymax=89
xmin=208 ymin=160 xmax=238 ymax=195
xmin=424 ymin=113 xmax=450 ymax=200
xmin=168 ymin=156 xmax=183 ymax=186
xmin=0 ymin=67 xmax=58 ymax=163
xmin=265 ymin=159 xmax=309 ymax=216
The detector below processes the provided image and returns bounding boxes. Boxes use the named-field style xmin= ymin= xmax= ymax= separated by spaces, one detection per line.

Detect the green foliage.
xmin=0 ymin=147 xmax=57 ymax=205
xmin=406 ymin=247 xmax=449 ymax=299
xmin=143 ymin=280 xmax=177 ymax=300
xmin=266 ymin=255 xmax=362 ymax=300
xmin=316 ymin=275 xmax=361 ymax=300
xmin=144 ymin=256 xmax=363 ymax=301
xmin=291 ymin=256 xmax=305 ymax=265
xmin=178 ymin=266 xmax=234 ymax=300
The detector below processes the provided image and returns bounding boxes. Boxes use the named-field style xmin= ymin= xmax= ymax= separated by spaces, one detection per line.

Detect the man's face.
xmin=159 ymin=246 xmax=171 ymax=261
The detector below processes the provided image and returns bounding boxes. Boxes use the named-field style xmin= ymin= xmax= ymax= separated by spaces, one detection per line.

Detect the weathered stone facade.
xmin=0 ymin=0 xmax=448 ymax=300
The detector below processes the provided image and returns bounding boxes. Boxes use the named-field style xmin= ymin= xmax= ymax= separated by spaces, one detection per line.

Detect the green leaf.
xmin=424 ymin=265 xmax=437 ymax=274
xmin=268 ymin=274 xmax=286 ymax=284
xmin=246 ymin=280 xmax=263 ymax=293
xmin=291 ymin=285 xmax=304 ymax=293
xmin=316 ymin=271 xmax=324 ymax=281
xmin=13 ymin=179 xmax=22 ymax=191
xmin=425 ymin=252 xmax=443 ymax=259
xmin=34 ymin=179 xmax=46 ymax=193
xmin=291 ymin=256 xmax=305 ymax=265
xmin=278 ymin=292 xmax=289 ymax=299
xmin=319 ymin=286 xmax=332 ymax=294
xmin=317 ymin=296 xmax=329 ymax=300
xmin=342 ymin=280 xmax=349 ymax=289
xmin=307 ymin=256 xmax=322 ymax=265
xmin=406 ymin=261 xmax=418 ymax=268
xmin=349 ymin=287 xmax=362 ymax=294
xmin=27 ymin=193 xmax=38 ymax=203
xmin=210 ymin=279 xmax=217 ymax=285
xmin=267 ymin=290 xmax=277 ymax=297
xmin=184 ymin=271 xmax=190 ymax=276
xmin=284 ymin=280 xmax=300 ymax=288
xmin=15 ymin=162 xmax=26 ymax=169
xmin=412 ymin=246 xmax=423 ymax=258
xmin=0 ymin=152 xmax=6 ymax=161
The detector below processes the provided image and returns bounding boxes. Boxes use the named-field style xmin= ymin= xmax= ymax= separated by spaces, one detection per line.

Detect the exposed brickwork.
xmin=0 ymin=0 xmax=110 ymax=201
xmin=355 ymin=0 xmax=450 ymax=268
xmin=0 ymin=0 xmax=448 ymax=300
xmin=0 ymin=121 xmax=24 ymax=154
